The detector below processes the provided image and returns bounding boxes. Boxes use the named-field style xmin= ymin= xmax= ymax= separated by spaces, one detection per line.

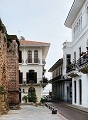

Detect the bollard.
xmin=45 ymin=103 xmax=47 ymax=107
xmin=50 ymin=106 xmax=52 ymax=110
xmin=52 ymin=108 xmax=57 ymax=114
xmin=49 ymin=105 xmax=51 ymax=109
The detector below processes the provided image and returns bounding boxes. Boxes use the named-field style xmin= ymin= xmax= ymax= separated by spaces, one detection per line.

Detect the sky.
xmin=0 ymin=0 xmax=74 ymax=92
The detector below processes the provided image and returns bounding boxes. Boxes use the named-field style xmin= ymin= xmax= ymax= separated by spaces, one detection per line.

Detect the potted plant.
xmin=22 ymin=95 xmax=28 ymax=103
xmin=40 ymin=98 xmax=46 ymax=105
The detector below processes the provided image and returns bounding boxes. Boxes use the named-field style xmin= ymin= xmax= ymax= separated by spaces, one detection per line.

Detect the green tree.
xmin=28 ymin=92 xmax=37 ymax=103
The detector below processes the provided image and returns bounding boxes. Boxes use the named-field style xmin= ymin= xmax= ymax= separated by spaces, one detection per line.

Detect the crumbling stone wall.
xmin=0 ymin=19 xmax=20 ymax=114
xmin=7 ymin=35 xmax=20 ymax=109
xmin=0 ymin=31 xmax=8 ymax=114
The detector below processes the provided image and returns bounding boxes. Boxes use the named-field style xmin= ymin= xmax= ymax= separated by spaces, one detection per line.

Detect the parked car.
xmin=45 ymin=95 xmax=52 ymax=102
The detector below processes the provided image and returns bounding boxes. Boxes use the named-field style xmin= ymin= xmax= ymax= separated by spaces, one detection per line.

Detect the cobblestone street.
xmin=0 ymin=105 xmax=67 ymax=120
xmin=48 ymin=102 xmax=88 ymax=120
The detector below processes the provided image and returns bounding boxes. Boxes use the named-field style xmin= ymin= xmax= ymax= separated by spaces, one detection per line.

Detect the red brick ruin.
xmin=0 ymin=19 xmax=20 ymax=114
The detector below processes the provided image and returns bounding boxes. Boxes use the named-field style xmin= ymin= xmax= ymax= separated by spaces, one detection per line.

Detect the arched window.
xmin=34 ymin=50 xmax=38 ymax=63
xmin=28 ymin=87 xmax=35 ymax=92
xmin=28 ymin=50 xmax=32 ymax=63
xmin=28 ymin=87 xmax=36 ymax=102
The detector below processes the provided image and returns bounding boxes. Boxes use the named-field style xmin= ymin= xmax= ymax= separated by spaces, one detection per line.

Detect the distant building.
xmin=48 ymin=58 xmax=72 ymax=103
xmin=64 ymin=0 xmax=88 ymax=107
xmin=19 ymin=40 xmax=50 ymax=102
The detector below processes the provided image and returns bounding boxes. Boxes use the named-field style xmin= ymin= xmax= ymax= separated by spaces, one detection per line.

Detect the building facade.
xmin=19 ymin=40 xmax=50 ymax=103
xmin=48 ymin=58 xmax=72 ymax=103
xmin=64 ymin=0 xmax=88 ymax=107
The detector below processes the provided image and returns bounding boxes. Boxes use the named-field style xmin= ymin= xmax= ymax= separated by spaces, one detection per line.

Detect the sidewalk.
xmin=64 ymin=103 xmax=88 ymax=113
xmin=0 ymin=105 xmax=67 ymax=120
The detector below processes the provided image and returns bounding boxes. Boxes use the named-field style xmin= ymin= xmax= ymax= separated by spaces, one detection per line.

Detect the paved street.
xmin=48 ymin=102 xmax=88 ymax=120
xmin=0 ymin=105 xmax=67 ymax=120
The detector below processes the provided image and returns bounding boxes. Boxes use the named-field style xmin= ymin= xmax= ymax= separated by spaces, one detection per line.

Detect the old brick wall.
xmin=7 ymin=38 xmax=19 ymax=107
xmin=0 ymin=31 xmax=8 ymax=114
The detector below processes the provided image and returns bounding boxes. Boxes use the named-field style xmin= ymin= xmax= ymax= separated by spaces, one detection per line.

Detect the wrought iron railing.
xmin=19 ymin=78 xmax=43 ymax=84
xmin=25 ymin=58 xmax=40 ymax=64
xmin=76 ymin=55 xmax=88 ymax=69
xmin=66 ymin=63 xmax=76 ymax=73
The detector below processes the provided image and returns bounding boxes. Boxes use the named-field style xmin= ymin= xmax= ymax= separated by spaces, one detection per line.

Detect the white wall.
xmin=19 ymin=45 xmax=44 ymax=103
xmin=63 ymin=0 xmax=88 ymax=107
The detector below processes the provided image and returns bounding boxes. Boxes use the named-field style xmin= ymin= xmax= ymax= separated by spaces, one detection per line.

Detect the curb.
xmin=63 ymin=103 xmax=88 ymax=113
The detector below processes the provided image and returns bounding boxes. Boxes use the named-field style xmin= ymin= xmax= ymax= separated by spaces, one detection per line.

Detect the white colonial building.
xmin=48 ymin=58 xmax=72 ymax=103
xmin=63 ymin=0 xmax=88 ymax=107
xmin=19 ymin=40 xmax=50 ymax=103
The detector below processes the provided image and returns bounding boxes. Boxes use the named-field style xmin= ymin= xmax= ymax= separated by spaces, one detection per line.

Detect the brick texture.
xmin=0 ymin=31 xmax=20 ymax=114
xmin=7 ymin=39 xmax=19 ymax=107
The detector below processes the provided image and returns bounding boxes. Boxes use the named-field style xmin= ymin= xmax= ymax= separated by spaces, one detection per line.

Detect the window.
xmin=19 ymin=70 xmax=23 ymax=84
xmin=28 ymin=50 xmax=32 ymax=63
xmin=66 ymin=54 xmax=71 ymax=65
xmin=79 ymin=79 xmax=82 ymax=105
xmin=19 ymin=50 xmax=22 ymax=63
xmin=73 ymin=16 xmax=82 ymax=40
xmin=87 ymin=6 xmax=88 ymax=22
xmin=74 ymin=81 xmax=76 ymax=103
xmin=80 ymin=17 xmax=82 ymax=30
xmin=26 ymin=70 xmax=37 ymax=84
xmin=79 ymin=19 xmax=80 ymax=32
xmin=60 ymin=67 xmax=62 ymax=75
xmin=77 ymin=22 xmax=78 ymax=35
xmin=79 ymin=47 xmax=81 ymax=57
xmin=73 ymin=27 xmax=75 ymax=39
xmin=28 ymin=87 xmax=36 ymax=102
xmin=34 ymin=50 xmax=38 ymax=63
xmin=23 ymin=89 xmax=25 ymax=93
xmin=74 ymin=52 xmax=76 ymax=64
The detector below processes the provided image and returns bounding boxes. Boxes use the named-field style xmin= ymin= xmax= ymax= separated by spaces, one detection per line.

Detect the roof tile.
xmin=20 ymin=40 xmax=49 ymax=45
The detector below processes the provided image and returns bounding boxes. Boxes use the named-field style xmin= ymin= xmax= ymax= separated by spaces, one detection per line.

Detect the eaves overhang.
xmin=49 ymin=78 xmax=72 ymax=84
xmin=20 ymin=43 xmax=50 ymax=47
xmin=48 ymin=58 xmax=63 ymax=72
xmin=64 ymin=0 xmax=85 ymax=28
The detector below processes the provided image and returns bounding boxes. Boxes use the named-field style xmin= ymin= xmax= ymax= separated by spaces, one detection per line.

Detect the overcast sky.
xmin=0 ymin=0 xmax=74 ymax=92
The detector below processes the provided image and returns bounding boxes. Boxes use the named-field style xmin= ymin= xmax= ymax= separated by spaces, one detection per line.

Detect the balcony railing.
xmin=26 ymin=58 xmax=40 ymax=64
xmin=76 ymin=55 xmax=88 ymax=69
xmin=76 ymin=54 xmax=88 ymax=73
xmin=19 ymin=78 xmax=42 ymax=85
xmin=66 ymin=63 xmax=76 ymax=73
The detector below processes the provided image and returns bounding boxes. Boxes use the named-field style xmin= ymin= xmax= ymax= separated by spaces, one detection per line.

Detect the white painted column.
xmin=82 ymin=74 xmax=88 ymax=107
xmin=64 ymin=82 xmax=67 ymax=102
xmin=72 ymin=78 xmax=75 ymax=105
xmin=76 ymin=79 xmax=79 ymax=105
